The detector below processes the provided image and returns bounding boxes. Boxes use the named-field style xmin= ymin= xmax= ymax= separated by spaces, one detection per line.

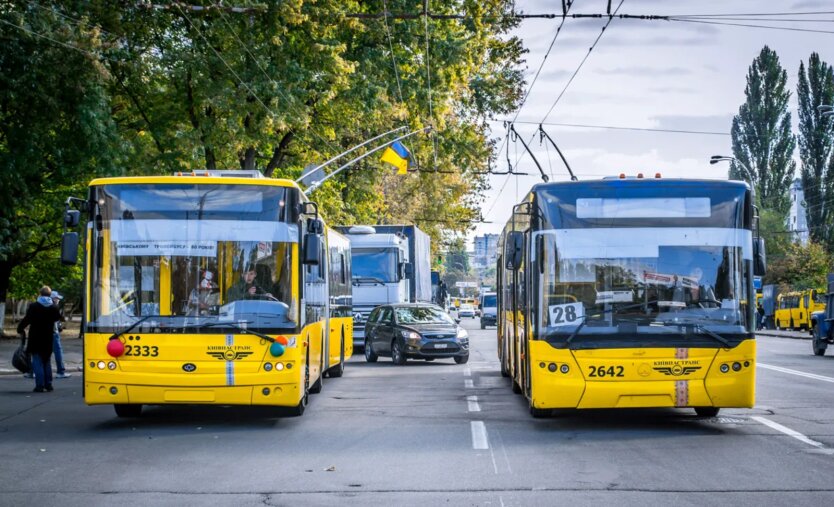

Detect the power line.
xmin=212 ymin=6 xmax=343 ymax=160
xmin=668 ymin=18 xmax=834 ymax=35
xmin=494 ymin=120 xmax=731 ymax=136
xmin=484 ymin=1 xmax=576 ymax=221
xmin=423 ymin=0 xmax=438 ymax=168
xmin=541 ymin=0 xmax=626 ymax=124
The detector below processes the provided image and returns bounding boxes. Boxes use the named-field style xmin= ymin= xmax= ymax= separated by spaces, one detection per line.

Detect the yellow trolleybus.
xmin=60 ymin=170 xmax=351 ymax=417
xmin=497 ymin=177 xmax=766 ymax=417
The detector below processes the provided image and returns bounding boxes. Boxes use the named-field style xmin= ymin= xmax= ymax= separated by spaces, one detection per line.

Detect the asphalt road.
xmin=1 ymin=318 xmax=833 ymax=506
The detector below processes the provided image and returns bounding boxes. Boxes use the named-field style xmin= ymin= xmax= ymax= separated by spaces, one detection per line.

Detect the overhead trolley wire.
xmin=212 ymin=5 xmax=344 ymax=159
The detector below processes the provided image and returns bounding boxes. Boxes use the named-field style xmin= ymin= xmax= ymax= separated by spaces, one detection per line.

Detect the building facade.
xmin=788 ymin=178 xmax=809 ymax=245
xmin=473 ymin=234 xmax=499 ymax=269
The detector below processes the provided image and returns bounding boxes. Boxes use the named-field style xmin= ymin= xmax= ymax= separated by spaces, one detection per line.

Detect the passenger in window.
xmin=187 ymin=270 xmax=220 ymax=315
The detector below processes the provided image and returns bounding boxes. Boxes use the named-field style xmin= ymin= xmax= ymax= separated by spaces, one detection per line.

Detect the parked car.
xmin=458 ymin=303 xmax=476 ymax=318
xmin=364 ymin=304 xmax=469 ymax=365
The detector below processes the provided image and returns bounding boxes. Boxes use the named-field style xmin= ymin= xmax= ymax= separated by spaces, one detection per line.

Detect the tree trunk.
xmin=241 ymin=147 xmax=257 ymax=170
xmin=264 ymin=132 xmax=294 ymax=177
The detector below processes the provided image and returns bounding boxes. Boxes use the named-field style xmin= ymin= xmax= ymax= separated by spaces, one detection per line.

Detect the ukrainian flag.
xmin=380 ymin=140 xmax=410 ymax=175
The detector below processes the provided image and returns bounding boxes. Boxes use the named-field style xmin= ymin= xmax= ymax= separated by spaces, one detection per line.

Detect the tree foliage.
xmin=765 ymin=241 xmax=832 ymax=290
xmin=797 ymin=52 xmax=834 ymax=249
xmin=731 ymin=46 xmax=796 ymax=217
xmin=0 ymin=1 xmax=525 ymax=305
xmin=0 ymin=3 xmax=120 ymax=304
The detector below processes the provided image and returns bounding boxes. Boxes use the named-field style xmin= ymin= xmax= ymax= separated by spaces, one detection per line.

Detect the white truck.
xmin=336 ymin=225 xmax=431 ymax=348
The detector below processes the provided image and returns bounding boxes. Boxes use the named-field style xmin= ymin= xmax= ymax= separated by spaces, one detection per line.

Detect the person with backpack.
xmin=17 ymin=286 xmax=63 ymax=393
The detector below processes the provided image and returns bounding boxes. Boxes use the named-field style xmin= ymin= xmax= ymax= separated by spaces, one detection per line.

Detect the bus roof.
xmin=88 ymin=174 xmax=302 ymax=191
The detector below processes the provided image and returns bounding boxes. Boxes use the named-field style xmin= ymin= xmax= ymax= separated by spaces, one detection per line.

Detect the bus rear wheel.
xmin=114 ymin=404 xmax=142 ymax=418
xmin=694 ymin=407 xmax=719 ymax=417
xmin=328 ymin=338 xmax=345 ymax=378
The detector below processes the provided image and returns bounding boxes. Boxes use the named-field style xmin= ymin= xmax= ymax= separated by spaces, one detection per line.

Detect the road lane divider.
xmin=751 ymin=416 xmax=825 ymax=449
xmin=465 ymin=379 xmax=474 ymax=388
xmin=467 ymin=395 xmax=481 ymax=412
xmin=471 ymin=421 xmax=489 ymax=449
xmin=758 ymin=363 xmax=834 ymax=384
xmin=464 ymin=367 xmax=471 ymax=377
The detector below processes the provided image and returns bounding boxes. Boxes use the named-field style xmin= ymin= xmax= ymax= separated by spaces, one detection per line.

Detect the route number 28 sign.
xmin=548 ymin=302 xmax=584 ymax=327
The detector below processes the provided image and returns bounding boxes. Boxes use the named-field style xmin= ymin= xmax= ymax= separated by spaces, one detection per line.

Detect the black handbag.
xmin=12 ymin=336 xmax=30 ymax=374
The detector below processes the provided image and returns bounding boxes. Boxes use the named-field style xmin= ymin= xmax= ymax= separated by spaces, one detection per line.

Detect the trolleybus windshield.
xmin=88 ymin=184 xmax=299 ymax=333
xmin=534 ymin=186 xmax=753 ymax=347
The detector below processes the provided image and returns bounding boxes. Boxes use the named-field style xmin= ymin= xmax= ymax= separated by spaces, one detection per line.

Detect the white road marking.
xmin=467 ymin=395 xmax=481 ymax=412
xmin=471 ymin=421 xmax=489 ymax=449
xmin=464 ymin=367 xmax=471 ymax=377
xmin=758 ymin=363 xmax=834 ymax=384
xmin=465 ymin=379 xmax=475 ymax=388
xmin=751 ymin=416 xmax=825 ymax=449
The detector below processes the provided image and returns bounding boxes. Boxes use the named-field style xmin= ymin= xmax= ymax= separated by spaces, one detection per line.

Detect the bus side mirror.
xmin=504 ymin=231 xmax=523 ymax=271
xmin=401 ymin=262 xmax=414 ymax=279
xmin=64 ymin=210 xmax=80 ymax=227
xmin=303 ymin=233 xmax=322 ymax=266
xmin=61 ymin=232 xmax=79 ymax=265
xmin=753 ymin=237 xmax=766 ymax=276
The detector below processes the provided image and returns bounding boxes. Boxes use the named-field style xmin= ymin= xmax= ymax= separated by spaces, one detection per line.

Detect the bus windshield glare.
xmin=533 ymin=184 xmax=753 ymax=345
xmin=89 ymin=184 xmax=299 ymax=333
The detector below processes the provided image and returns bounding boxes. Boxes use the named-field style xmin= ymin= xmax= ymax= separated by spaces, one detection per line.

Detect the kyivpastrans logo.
xmin=206 ymin=345 xmax=253 ymax=361
xmin=652 ymin=360 xmax=702 ymax=377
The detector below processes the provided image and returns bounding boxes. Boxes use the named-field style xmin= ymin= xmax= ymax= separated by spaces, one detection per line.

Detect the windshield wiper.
xmin=559 ymin=301 xmax=657 ymax=348
xmin=652 ymin=321 xmax=732 ymax=348
xmin=353 ymin=276 xmax=386 ymax=285
xmin=201 ymin=321 xmax=276 ymax=343
xmin=692 ymin=325 xmax=732 ymax=347
xmin=107 ymin=315 xmax=156 ymax=341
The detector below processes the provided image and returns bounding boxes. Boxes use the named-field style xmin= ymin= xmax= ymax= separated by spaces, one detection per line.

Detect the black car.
xmin=364 ymin=304 xmax=469 ymax=365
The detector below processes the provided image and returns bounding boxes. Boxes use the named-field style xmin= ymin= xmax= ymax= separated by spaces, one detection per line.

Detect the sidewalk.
xmin=0 ymin=334 xmax=84 ymax=376
xmin=756 ymin=328 xmax=812 ymax=340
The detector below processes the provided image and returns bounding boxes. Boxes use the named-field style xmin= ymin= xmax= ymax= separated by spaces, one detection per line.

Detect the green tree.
xmin=797 ymin=52 xmax=834 ymax=248
xmin=0 ymin=5 xmax=119 ymax=333
xmin=766 ymin=241 xmax=832 ymax=290
xmin=731 ymin=46 xmax=796 ymax=216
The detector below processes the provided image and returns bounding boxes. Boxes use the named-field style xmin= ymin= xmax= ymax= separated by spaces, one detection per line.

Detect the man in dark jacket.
xmin=17 ymin=286 xmax=62 ymax=393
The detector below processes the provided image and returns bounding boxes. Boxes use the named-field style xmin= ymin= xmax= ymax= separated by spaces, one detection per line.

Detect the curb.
xmin=756 ymin=331 xmax=812 ymax=341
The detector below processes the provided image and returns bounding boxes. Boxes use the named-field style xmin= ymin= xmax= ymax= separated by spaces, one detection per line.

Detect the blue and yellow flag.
xmin=380 ymin=141 xmax=410 ymax=175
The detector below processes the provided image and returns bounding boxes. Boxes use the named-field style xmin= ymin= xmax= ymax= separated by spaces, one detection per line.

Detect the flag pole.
xmin=304 ymin=126 xmax=432 ymax=195
xmin=295 ymin=126 xmax=408 ymax=183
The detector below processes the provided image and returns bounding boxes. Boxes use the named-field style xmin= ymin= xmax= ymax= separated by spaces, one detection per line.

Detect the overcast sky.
xmin=472 ymin=0 xmax=834 ymax=240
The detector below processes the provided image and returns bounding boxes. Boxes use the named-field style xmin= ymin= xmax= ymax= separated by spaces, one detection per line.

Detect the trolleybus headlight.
xmin=744 ymin=361 xmax=750 ymax=368
xmin=548 ymin=363 xmax=557 ymax=372
xmin=720 ymin=364 xmax=730 ymax=373
xmin=109 ymin=387 xmax=118 ymax=395
xmin=732 ymin=362 xmax=742 ymax=372
xmin=539 ymin=362 xmax=546 ymax=369
xmin=107 ymin=361 xmax=116 ymax=370
xmin=106 ymin=339 xmax=125 ymax=357
xmin=264 ymin=363 xmax=273 ymax=372
xmin=97 ymin=361 xmax=106 ymax=370
xmin=275 ymin=363 xmax=284 ymax=371
xmin=262 ymin=388 xmax=271 ymax=396
xmin=560 ymin=364 xmax=570 ymax=374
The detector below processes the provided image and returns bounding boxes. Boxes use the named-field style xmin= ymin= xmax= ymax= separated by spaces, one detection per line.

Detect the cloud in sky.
xmin=472 ymin=0 xmax=834 ymax=239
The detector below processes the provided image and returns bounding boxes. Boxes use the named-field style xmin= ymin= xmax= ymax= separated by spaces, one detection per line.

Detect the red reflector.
xmin=637 ymin=173 xmax=644 ymax=178
xmin=107 ymin=339 xmax=125 ymax=358
xmin=619 ymin=173 xmax=626 ymax=179
xmin=655 ymin=173 xmax=662 ymax=178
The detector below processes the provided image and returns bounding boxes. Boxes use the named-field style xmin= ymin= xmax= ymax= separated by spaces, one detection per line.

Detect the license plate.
xmin=434 ymin=343 xmax=448 ymax=349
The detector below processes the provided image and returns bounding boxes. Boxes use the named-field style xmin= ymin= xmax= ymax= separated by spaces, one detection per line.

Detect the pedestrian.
xmin=756 ymin=302 xmax=765 ymax=331
xmin=17 ymin=286 xmax=63 ymax=393
xmin=51 ymin=290 xmax=71 ymax=378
